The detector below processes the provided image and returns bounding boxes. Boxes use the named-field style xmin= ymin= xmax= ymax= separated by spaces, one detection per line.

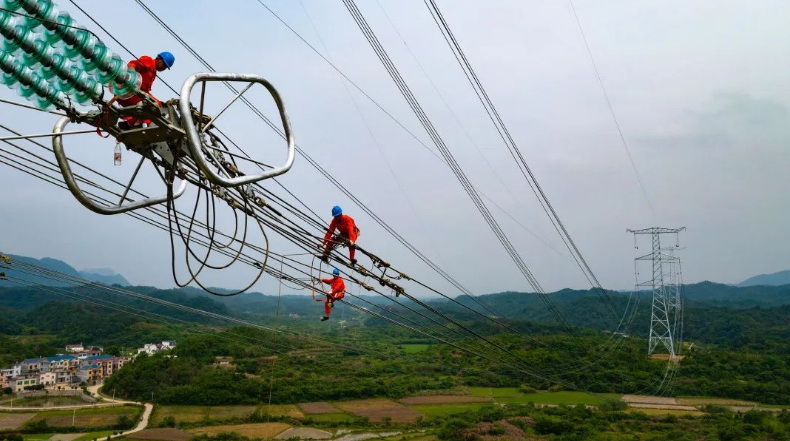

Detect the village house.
xmin=1 ymin=340 xmax=176 ymax=391
xmin=9 ymin=376 xmax=38 ymax=392
xmin=19 ymin=358 xmax=43 ymax=374
xmin=65 ymin=344 xmax=84 ymax=353
xmin=47 ymin=354 xmax=78 ymax=370
xmin=1 ymin=365 xmax=21 ymax=388
xmin=0 ymin=351 xmax=134 ymax=390
xmin=136 ymin=340 xmax=177 ymax=355
xmin=76 ymin=348 xmax=103 ymax=359
xmin=54 ymin=370 xmax=73 ymax=388
xmin=76 ymin=364 xmax=100 ymax=384
xmin=38 ymin=371 xmax=56 ymax=387
xmin=213 ymin=356 xmax=234 ymax=369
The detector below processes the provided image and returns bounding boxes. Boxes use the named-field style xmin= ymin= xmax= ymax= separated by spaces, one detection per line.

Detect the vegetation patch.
xmin=335 ymin=399 xmax=422 ymax=423
xmin=306 ymin=413 xmax=358 ymax=424
xmin=410 ymin=403 xmax=491 ymax=419
xmin=188 ymin=423 xmax=290 ymax=439
xmin=71 ymin=431 xmax=113 ymax=441
xmin=152 ymin=404 xmax=302 ymax=427
xmin=399 ymin=344 xmax=431 ymax=354
xmin=499 ymin=391 xmax=604 ymax=406
xmin=0 ymin=413 xmax=36 ymax=430
xmin=29 ymin=406 xmax=141 ymax=429
xmin=676 ymin=397 xmax=758 ymax=407
xmin=459 ymin=419 xmax=530 ymax=441
xmin=151 ymin=406 xmax=208 ymax=425
xmin=21 ymin=435 xmax=52 ymax=441
xmin=205 ymin=407 xmax=258 ymax=421
xmin=254 ymin=405 xmax=303 ymax=420
xmin=626 ymin=408 xmax=704 ymax=417
xmin=47 ymin=434 xmax=81 ymax=441
xmin=469 ymin=387 xmax=520 ymax=398
xmin=126 ymin=428 xmax=193 ymax=441
xmin=399 ymin=396 xmax=491 ymax=405
xmin=2 ymin=397 xmax=87 ymax=408
xmin=298 ymin=402 xmax=339 ymax=415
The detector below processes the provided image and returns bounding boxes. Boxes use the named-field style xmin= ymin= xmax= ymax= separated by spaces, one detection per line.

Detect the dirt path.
xmin=93 ymin=403 xmax=153 ymax=441
xmin=87 ymin=384 xmax=153 ymax=441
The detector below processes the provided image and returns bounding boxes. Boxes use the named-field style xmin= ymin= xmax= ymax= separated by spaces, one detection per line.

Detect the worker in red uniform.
xmin=319 ymin=268 xmax=345 ymax=321
xmin=107 ymin=52 xmax=175 ymax=127
xmin=321 ymin=205 xmax=360 ymax=265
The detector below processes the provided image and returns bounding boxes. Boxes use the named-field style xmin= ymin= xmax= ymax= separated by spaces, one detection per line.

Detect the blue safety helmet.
xmin=331 ymin=205 xmax=342 ymax=217
xmin=157 ymin=51 xmax=175 ymax=69
xmin=332 ymin=268 xmax=340 ymax=276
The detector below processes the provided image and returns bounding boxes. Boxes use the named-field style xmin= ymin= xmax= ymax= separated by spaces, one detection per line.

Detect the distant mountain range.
xmin=3 ymin=254 xmax=129 ymax=287
xmin=3 ymin=252 xmax=790 ymax=349
xmin=738 ymin=270 xmax=790 ymax=287
xmin=3 ymin=253 xmax=790 ymax=317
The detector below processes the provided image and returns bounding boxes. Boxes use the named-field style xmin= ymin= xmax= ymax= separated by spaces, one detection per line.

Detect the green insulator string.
xmin=2 ymin=0 xmax=143 ymax=107
xmin=17 ymin=0 xmax=140 ymax=96
xmin=0 ymin=14 xmax=101 ymax=103
xmin=0 ymin=49 xmax=66 ymax=109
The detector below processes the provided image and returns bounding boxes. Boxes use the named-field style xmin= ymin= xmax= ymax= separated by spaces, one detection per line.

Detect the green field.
xmin=410 ymin=403 xmax=490 ymax=418
xmin=400 ymin=344 xmax=432 ymax=353
xmin=28 ymin=405 xmax=141 ymax=429
xmin=22 ymin=435 xmax=51 ymax=441
xmin=470 ymin=387 xmax=520 ymax=398
xmin=470 ymin=387 xmax=607 ymax=405
xmin=4 ymin=396 xmax=88 ymax=407
xmin=33 ymin=406 xmax=137 ymax=418
xmin=151 ymin=404 xmax=303 ymax=425
xmin=73 ymin=431 xmax=114 ymax=441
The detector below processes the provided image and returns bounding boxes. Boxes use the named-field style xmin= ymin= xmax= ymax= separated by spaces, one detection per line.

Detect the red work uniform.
xmin=320 ymin=276 xmax=345 ymax=316
xmin=117 ymin=56 xmax=159 ymax=108
xmin=322 ymin=214 xmax=359 ymax=260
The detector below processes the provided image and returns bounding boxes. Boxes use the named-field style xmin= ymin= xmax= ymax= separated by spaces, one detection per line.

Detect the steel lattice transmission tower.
xmin=628 ymin=227 xmax=685 ymax=356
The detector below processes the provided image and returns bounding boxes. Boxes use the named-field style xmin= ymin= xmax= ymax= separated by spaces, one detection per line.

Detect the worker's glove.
xmin=348 ymin=240 xmax=355 ymax=246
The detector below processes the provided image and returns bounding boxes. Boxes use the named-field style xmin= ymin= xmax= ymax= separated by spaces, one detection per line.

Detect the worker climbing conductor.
xmin=107 ymin=51 xmax=175 ymax=126
xmin=320 ymin=205 xmax=360 ymax=265
xmin=319 ymin=268 xmax=345 ymax=321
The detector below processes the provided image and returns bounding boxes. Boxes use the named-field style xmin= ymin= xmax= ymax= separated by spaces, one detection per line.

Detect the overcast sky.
xmin=1 ymin=0 xmax=788 ymax=298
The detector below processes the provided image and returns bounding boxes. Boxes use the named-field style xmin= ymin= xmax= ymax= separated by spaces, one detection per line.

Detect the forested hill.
xmin=738 ymin=269 xmax=790 ymax=287
xmin=3 ymin=279 xmax=790 ymax=328
xmin=469 ymin=281 xmax=790 ymax=309
xmin=3 ymin=253 xmax=129 ymax=286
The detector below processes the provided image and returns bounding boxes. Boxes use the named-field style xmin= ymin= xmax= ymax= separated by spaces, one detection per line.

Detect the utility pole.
xmin=627 ymin=227 xmax=685 ymax=357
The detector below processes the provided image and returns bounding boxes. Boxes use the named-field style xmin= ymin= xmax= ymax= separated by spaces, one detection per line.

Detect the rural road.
xmin=87 ymin=384 xmax=153 ymax=441
xmin=0 ymin=384 xmax=153 ymax=439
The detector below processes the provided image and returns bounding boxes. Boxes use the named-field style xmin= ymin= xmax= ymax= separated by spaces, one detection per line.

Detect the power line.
xmin=1 ymin=1 xmax=656 ymax=380
xmin=421 ymin=0 xmax=618 ymax=316
xmin=340 ymin=0 xmax=568 ymax=327
xmin=127 ymin=0 xmax=565 ymax=336
xmin=0 ymin=135 xmax=667 ymax=390
xmin=567 ymin=0 xmax=656 ymax=221
xmin=0 ymin=128 xmax=558 ymax=375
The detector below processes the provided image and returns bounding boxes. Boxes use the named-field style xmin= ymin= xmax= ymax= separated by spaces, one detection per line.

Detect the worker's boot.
xmin=320 ymin=316 xmax=330 ymax=321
